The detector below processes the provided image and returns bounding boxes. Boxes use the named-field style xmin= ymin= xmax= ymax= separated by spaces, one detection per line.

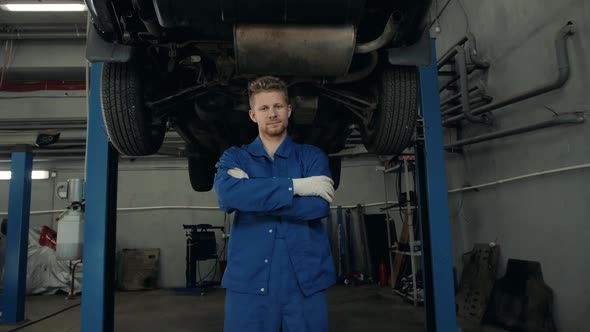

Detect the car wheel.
xmin=188 ymin=154 xmax=217 ymax=192
xmin=362 ymin=65 xmax=418 ymax=155
xmin=101 ymin=62 xmax=166 ymax=156
xmin=329 ymin=157 xmax=342 ymax=190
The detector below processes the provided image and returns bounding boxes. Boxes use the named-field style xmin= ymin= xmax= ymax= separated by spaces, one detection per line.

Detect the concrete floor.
xmin=1 ymin=285 xmax=506 ymax=332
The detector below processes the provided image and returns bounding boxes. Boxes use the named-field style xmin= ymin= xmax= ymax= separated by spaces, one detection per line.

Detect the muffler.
xmin=234 ymin=24 xmax=356 ymax=77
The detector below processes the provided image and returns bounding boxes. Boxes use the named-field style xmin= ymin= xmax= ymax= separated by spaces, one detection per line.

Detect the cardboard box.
xmin=118 ymin=248 xmax=160 ymax=291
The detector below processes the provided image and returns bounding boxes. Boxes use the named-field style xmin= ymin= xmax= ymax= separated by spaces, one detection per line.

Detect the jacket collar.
xmin=247 ymin=135 xmax=293 ymax=159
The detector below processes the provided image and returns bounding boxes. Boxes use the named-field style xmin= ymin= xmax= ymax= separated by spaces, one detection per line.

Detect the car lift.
xmin=1 ymin=146 xmax=33 ymax=324
xmin=1 ymin=40 xmax=460 ymax=332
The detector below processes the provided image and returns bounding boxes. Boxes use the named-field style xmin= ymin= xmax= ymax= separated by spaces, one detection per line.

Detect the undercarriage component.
xmin=234 ymin=24 xmax=356 ymax=76
xmin=355 ymin=14 xmax=397 ymax=54
xmin=291 ymin=96 xmax=318 ymax=125
xmin=318 ymin=86 xmax=377 ymax=124
xmin=152 ymin=0 xmax=365 ymax=27
xmin=332 ymin=51 xmax=379 ymax=85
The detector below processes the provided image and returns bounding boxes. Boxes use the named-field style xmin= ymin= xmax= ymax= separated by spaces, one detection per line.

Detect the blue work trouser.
xmin=223 ymin=238 xmax=329 ymax=332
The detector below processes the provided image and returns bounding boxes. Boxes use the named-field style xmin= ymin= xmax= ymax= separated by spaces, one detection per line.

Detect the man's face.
xmin=249 ymin=90 xmax=292 ymax=138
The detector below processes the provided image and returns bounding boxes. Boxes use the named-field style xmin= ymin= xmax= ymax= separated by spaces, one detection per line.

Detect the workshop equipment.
xmin=336 ymin=207 xmax=345 ymax=282
xmin=118 ymin=248 xmax=160 ymax=291
xmin=39 ymin=225 xmax=57 ymax=250
xmin=56 ymin=178 xmax=85 ymax=260
xmin=345 ymin=209 xmax=354 ymax=273
xmin=176 ymin=224 xmax=225 ymax=295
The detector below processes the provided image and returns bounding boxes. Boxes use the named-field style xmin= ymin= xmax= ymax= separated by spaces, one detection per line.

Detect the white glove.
xmin=293 ymin=176 xmax=335 ymax=203
xmin=227 ymin=168 xmax=249 ymax=179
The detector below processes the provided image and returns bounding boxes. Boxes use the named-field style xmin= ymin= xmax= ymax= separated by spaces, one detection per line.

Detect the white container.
xmin=56 ymin=211 xmax=84 ymax=260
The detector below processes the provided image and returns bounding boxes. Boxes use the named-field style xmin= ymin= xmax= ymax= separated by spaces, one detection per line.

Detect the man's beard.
xmin=263 ymin=121 xmax=287 ymax=137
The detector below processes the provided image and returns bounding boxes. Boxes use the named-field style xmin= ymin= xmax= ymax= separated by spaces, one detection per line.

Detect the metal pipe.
xmin=440 ymin=96 xmax=491 ymax=116
xmin=438 ymin=70 xmax=455 ymax=76
xmin=332 ymin=51 xmax=378 ymax=84
xmin=443 ymin=22 xmax=576 ymax=125
xmin=445 ymin=113 xmax=584 ymax=150
xmin=67 ymin=260 xmax=83 ymax=300
xmin=466 ymin=32 xmax=490 ymax=68
xmin=355 ymin=14 xmax=396 ymax=54
xmin=437 ymin=47 xmax=458 ymax=70
xmin=441 ymin=100 xmax=490 ymax=118
xmin=438 ymin=66 xmax=477 ymax=92
xmin=0 ymin=124 xmax=87 ymax=131
xmin=437 ymin=36 xmax=468 ymax=68
xmin=456 ymin=47 xmax=489 ymax=124
xmin=440 ymin=85 xmax=480 ymax=107
xmin=0 ymin=31 xmax=86 ymax=39
xmin=438 ymin=34 xmax=488 ymax=69
xmin=448 ymin=161 xmax=590 ymax=193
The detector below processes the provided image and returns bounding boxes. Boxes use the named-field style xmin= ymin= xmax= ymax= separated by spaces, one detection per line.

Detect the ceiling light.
xmin=0 ymin=170 xmax=51 ymax=180
xmin=0 ymin=3 xmax=87 ymax=12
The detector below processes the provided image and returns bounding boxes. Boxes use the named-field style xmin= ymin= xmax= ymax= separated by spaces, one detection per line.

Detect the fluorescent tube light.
xmin=0 ymin=170 xmax=51 ymax=180
xmin=0 ymin=3 xmax=87 ymax=12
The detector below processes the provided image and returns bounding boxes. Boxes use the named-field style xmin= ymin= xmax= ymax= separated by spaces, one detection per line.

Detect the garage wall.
xmin=0 ymin=156 xmax=390 ymax=289
xmin=433 ymin=0 xmax=590 ymax=330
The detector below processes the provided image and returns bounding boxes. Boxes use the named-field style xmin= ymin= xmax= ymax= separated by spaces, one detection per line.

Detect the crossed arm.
xmin=213 ymin=148 xmax=333 ymax=221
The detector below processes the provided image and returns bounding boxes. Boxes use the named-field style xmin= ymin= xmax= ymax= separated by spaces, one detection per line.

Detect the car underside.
xmin=85 ymin=0 xmax=431 ymax=191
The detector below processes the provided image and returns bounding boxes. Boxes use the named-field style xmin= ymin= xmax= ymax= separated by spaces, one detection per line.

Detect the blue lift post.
xmin=81 ymin=62 xmax=119 ymax=332
xmin=416 ymin=40 xmax=461 ymax=332
xmin=2 ymin=147 xmax=33 ymax=324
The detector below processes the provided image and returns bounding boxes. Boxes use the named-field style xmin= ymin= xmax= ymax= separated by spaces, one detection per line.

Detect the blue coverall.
xmin=214 ymin=135 xmax=336 ymax=332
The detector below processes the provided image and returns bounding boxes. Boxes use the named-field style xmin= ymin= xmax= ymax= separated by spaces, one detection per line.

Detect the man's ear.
xmin=288 ymin=104 xmax=292 ymax=118
xmin=249 ymin=110 xmax=257 ymax=123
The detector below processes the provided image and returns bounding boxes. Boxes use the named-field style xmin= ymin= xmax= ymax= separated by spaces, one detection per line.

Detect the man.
xmin=214 ymin=76 xmax=336 ymax=332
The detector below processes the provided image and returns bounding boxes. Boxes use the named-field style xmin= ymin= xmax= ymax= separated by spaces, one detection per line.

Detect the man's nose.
xmin=268 ymin=108 xmax=278 ymax=118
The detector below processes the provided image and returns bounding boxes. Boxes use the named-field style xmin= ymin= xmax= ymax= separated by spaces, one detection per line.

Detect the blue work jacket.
xmin=214 ymin=135 xmax=336 ymax=296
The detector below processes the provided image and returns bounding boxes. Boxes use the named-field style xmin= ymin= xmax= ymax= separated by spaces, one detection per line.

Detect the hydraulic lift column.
xmin=2 ymin=146 xmax=33 ymax=324
xmin=80 ymin=62 xmax=119 ymax=332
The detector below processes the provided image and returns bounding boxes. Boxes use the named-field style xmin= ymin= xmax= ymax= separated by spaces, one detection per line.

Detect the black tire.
xmin=188 ymin=156 xmax=217 ymax=192
xmin=329 ymin=157 xmax=342 ymax=190
xmin=362 ymin=65 xmax=418 ymax=155
xmin=101 ymin=62 xmax=166 ymax=156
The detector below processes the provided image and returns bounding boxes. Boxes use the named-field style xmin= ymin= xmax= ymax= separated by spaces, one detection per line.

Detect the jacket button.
xmin=264 ymin=259 xmax=269 ymax=264
xmin=260 ymin=288 xmax=265 ymax=292
xmin=288 ymin=187 xmax=293 ymax=191
xmin=268 ymin=229 xmax=273 ymax=233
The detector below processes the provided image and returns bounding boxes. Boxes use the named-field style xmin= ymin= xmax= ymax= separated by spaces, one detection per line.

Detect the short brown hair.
xmin=248 ymin=76 xmax=289 ymax=104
